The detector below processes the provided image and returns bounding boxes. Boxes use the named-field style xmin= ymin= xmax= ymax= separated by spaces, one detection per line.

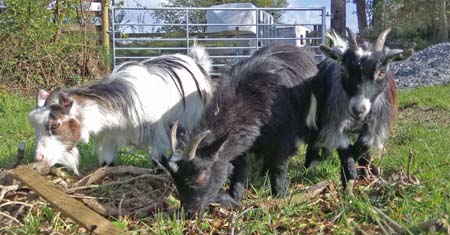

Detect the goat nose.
xmin=352 ymin=106 xmax=366 ymax=116
xmin=35 ymin=153 xmax=43 ymax=161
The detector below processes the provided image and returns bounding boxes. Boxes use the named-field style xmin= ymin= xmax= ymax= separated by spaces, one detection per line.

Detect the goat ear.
xmin=320 ymin=45 xmax=342 ymax=61
xmin=58 ymin=92 xmax=74 ymax=114
xmin=36 ymin=89 xmax=49 ymax=107
xmin=385 ymin=48 xmax=414 ymax=62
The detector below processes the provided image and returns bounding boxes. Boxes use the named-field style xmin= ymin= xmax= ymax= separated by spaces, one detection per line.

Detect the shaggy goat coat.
xmin=159 ymin=44 xmax=318 ymax=216
xmin=28 ymin=46 xmax=213 ymax=175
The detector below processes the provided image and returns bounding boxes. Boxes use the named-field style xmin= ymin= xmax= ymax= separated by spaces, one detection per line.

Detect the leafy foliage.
xmin=0 ymin=0 xmax=109 ymax=93
xmin=369 ymin=0 xmax=449 ymax=49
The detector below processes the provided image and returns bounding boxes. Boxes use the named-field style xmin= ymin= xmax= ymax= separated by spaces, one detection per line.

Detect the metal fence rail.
xmin=111 ymin=6 xmax=327 ymax=75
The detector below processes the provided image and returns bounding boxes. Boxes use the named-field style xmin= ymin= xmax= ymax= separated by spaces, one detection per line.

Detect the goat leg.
xmin=337 ymin=147 xmax=357 ymax=193
xmin=268 ymin=160 xmax=290 ymax=197
xmin=228 ymin=155 xmax=246 ymax=201
xmin=213 ymin=192 xmax=241 ymax=208
xmin=352 ymin=141 xmax=379 ymax=177
xmin=304 ymin=144 xmax=321 ymax=169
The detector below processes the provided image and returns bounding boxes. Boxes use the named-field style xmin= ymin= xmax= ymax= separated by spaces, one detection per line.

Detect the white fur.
xmin=29 ymin=48 xmax=213 ymax=174
xmin=306 ymin=94 xmax=318 ymax=130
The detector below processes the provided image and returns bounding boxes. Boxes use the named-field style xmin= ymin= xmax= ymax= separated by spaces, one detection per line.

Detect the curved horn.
xmin=346 ymin=27 xmax=358 ymax=50
xmin=170 ymin=120 xmax=179 ymax=153
xmin=374 ymin=28 xmax=391 ymax=51
xmin=182 ymin=130 xmax=211 ymax=161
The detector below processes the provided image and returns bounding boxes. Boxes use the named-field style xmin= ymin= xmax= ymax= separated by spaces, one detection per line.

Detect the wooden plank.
xmin=9 ymin=165 xmax=124 ymax=235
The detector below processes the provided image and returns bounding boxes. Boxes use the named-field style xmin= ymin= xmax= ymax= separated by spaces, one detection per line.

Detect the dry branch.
xmin=258 ymin=180 xmax=330 ymax=208
xmin=372 ymin=207 xmax=450 ymax=234
xmin=8 ymin=165 xmax=124 ymax=235
xmin=0 ymin=185 xmax=19 ymax=202
xmin=73 ymin=166 xmax=161 ymax=187
xmin=68 ymin=174 xmax=168 ymax=193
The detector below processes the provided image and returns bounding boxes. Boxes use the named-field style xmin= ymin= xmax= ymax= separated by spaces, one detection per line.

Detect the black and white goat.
xmin=28 ymin=46 xmax=213 ymax=175
xmin=304 ymin=28 xmax=413 ymax=190
xmin=158 ymin=44 xmax=318 ymax=217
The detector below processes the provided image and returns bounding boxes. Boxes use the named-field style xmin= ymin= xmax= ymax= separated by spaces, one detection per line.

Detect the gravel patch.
xmin=390 ymin=43 xmax=450 ymax=89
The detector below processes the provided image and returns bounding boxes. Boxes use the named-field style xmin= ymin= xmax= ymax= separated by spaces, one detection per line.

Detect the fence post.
xmin=102 ymin=0 xmax=110 ymax=50
xmin=321 ymin=7 xmax=327 ymax=59
xmin=186 ymin=8 xmax=190 ymax=52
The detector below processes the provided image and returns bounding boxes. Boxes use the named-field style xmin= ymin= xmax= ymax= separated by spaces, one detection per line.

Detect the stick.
xmin=372 ymin=207 xmax=450 ymax=234
xmin=350 ymin=221 xmax=369 ymax=235
xmin=258 ymin=180 xmax=329 ymax=208
xmin=407 ymin=149 xmax=414 ymax=183
xmin=68 ymin=174 xmax=168 ymax=193
xmin=0 ymin=210 xmax=23 ymax=226
xmin=73 ymin=166 xmax=160 ymax=187
xmin=0 ymin=185 xmax=19 ymax=202
xmin=9 ymin=165 xmax=124 ymax=235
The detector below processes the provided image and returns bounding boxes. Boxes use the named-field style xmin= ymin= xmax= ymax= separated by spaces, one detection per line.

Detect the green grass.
xmin=1 ymin=85 xmax=450 ymax=234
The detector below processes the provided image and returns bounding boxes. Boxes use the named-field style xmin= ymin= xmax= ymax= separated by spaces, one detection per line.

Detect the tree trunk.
xmin=355 ymin=0 xmax=368 ymax=34
xmin=372 ymin=0 xmax=383 ymax=31
xmin=331 ymin=0 xmax=346 ymax=36
xmin=53 ymin=0 xmax=63 ymax=42
xmin=439 ymin=0 xmax=448 ymax=41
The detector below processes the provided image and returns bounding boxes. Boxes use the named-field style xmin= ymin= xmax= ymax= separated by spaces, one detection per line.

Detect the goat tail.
xmin=189 ymin=39 xmax=212 ymax=75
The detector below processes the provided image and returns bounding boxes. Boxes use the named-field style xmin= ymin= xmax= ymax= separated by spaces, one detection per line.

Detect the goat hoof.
xmin=101 ymin=161 xmax=114 ymax=167
xmin=345 ymin=180 xmax=356 ymax=197
xmin=214 ymin=193 xmax=241 ymax=208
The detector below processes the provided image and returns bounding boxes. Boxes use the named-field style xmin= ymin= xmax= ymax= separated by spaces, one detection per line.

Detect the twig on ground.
xmin=0 ymin=185 xmax=19 ymax=202
xmin=68 ymin=174 xmax=168 ymax=193
xmin=118 ymin=193 xmax=126 ymax=218
xmin=398 ymin=101 xmax=418 ymax=111
xmin=372 ymin=207 xmax=450 ymax=234
xmin=0 ymin=200 xmax=33 ymax=209
xmin=361 ymin=177 xmax=381 ymax=193
xmin=407 ymin=149 xmax=414 ymax=183
xmin=257 ymin=180 xmax=329 ymax=208
xmin=73 ymin=166 xmax=159 ymax=187
xmin=0 ymin=210 xmax=24 ymax=226
xmin=350 ymin=221 xmax=369 ymax=235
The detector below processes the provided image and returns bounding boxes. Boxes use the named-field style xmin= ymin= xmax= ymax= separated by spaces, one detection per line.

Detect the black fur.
xmin=160 ymin=44 xmax=318 ymax=217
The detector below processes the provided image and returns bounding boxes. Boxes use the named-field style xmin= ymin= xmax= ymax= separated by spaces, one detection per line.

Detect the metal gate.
xmin=110 ymin=5 xmax=327 ymax=75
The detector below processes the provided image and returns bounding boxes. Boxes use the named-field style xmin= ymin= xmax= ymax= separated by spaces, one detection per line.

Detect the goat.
xmin=158 ymin=44 xmax=318 ymax=217
xmin=304 ymin=28 xmax=413 ymax=191
xmin=28 ymin=46 xmax=214 ymax=175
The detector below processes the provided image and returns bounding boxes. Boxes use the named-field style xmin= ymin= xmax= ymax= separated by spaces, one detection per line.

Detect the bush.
xmin=0 ymin=0 xmax=109 ymax=93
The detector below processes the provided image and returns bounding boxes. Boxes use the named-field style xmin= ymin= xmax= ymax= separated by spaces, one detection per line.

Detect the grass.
xmin=1 ymin=85 xmax=450 ymax=234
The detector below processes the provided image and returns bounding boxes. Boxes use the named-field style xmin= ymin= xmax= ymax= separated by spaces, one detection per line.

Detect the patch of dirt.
xmin=398 ymin=104 xmax=450 ymax=126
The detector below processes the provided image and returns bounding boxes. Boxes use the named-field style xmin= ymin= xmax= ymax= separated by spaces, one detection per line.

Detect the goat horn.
xmin=346 ymin=27 xmax=358 ymax=50
xmin=374 ymin=28 xmax=391 ymax=51
xmin=183 ymin=130 xmax=210 ymax=161
xmin=170 ymin=120 xmax=179 ymax=154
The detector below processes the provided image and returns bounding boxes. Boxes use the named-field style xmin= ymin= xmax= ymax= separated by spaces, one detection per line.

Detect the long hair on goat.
xmin=159 ymin=44 xmax=318 ymax=217
xmin=28 ymin=46 xmax=213 ymax=175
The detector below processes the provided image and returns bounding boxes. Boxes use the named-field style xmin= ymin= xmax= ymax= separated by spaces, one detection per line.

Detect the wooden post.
xmin=9 ymin=166 xmax=124 ymax=235
xmin=102 ymin=0 xmax=110 ymax=50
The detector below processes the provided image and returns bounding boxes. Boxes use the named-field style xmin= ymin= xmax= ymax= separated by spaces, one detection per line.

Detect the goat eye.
xmin=375 ymin=70 xmax=386 ymax=80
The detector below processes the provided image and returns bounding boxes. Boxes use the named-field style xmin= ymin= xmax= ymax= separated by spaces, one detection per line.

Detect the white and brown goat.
xmin=28 ymin=46 xmax=213 ymax=175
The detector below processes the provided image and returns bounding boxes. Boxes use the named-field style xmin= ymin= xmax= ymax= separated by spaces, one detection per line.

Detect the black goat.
xmin=158 ymin=44 xmax=318 ymax=217
xmin=304 ymin=28 xmax=413 ymax=191
xmin=158 ymin=29 xmax=413 ymax=217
